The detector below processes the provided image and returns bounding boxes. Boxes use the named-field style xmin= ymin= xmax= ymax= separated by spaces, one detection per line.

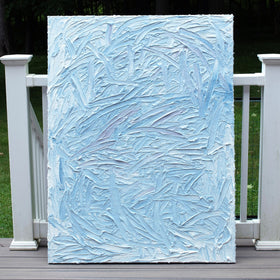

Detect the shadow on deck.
xmin=1 ymin=238 xmax=280 ymax=279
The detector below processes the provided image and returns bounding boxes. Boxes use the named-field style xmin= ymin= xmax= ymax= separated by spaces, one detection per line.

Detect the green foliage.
xmin=0 ymin=101 xmax=12 ymax=237
xmin=234 ymin=38 xmax=280 ymax=74
xmin=234 ymin=100 xmax=261 ymax=218
xmin=2 ymin=0 xmax=280 ymax=55
xmin=29 ymin=56 xmax=48 ymax=126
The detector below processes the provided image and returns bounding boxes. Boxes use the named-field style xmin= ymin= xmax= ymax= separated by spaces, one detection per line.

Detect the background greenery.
xmin=1 ymin=0 xmax=280 ymax=237
xmin=1 ymin=0 xmax=280 ymax=55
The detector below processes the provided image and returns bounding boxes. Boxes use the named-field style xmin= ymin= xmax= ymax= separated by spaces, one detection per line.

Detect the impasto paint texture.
xmin=48 ymin=15 xmax=235 ymax=263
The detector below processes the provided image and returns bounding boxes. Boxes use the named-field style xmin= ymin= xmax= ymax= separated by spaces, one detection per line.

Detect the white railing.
xmin=29 ymin=89 xmax=48 ymax=241
xmin=30 ymin=103 xmax=45 ymax=220
xmin=1 ymin=54 xmax=280 ymax=250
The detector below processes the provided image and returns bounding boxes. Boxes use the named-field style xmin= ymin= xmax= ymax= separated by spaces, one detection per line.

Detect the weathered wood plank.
xmin=1 ymin=241 xmax=280 ymax=279
xmin=0 ymin=257 xmax=280 ymax=269
xmin=0 ymin=238 xmax=12 ymax=247
xmin=1 ymin=267 xmax=280 ymax=280
xmin=0 ymin=247 xmax=46 ymax=258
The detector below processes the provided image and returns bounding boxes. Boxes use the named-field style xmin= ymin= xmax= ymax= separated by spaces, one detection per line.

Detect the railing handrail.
xmin=26 ymin=74 xmax=48 ymax=87
xmin=233 ymin=73 xmax=265 ymax=86
xmin=25 ymin=72 xmax=266 ymax=88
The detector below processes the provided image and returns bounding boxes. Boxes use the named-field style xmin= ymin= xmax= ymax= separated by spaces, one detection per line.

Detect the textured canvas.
xmin=48 ymin=15 xmax=235 ymax=263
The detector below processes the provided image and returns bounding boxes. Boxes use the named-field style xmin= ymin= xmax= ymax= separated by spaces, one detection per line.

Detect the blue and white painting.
xmin=48 ymin=15 xmax=235 ymax=263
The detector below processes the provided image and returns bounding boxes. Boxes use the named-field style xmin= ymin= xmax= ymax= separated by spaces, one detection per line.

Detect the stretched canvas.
xmin=48 ymin=15 xmax=235 ymax=263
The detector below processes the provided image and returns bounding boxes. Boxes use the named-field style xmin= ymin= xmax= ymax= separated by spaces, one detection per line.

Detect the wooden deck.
xmin=1 ymin=239 xmax=280 ymax=279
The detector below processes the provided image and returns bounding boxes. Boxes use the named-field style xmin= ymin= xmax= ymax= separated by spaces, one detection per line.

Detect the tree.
xmin=156 ymin=0 xmax=169 ymax=14
xmin=0 ymin=0 xmax=9 ymax=56
xmin=269 ymin=0 xmax=280 ymax=35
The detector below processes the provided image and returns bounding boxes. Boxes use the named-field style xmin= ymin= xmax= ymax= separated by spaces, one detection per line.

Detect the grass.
xmin=0 ymin=38 xmax=280 ymax=237
xmin=0 ymin=59 xmax=12 ymax=237
xmin=234 ymin=98 xmax=261 ymax=218
xmin=0 ymin=109 xmax=12 ymax=237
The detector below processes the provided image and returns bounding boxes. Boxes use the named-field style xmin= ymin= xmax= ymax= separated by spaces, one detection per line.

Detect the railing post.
xmin=0 ymin=55 xmax=38 ymax=250
xmin=255 ymin=54 xmax=280 ymax=250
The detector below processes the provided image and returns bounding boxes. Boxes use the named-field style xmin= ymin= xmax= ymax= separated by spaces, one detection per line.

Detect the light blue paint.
xmin=48 ymin=15 xmax=235 ymax=263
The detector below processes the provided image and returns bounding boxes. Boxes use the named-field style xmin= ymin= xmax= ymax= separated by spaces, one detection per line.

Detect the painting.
xmin=48 ymin=15 xmax=235 ymax=263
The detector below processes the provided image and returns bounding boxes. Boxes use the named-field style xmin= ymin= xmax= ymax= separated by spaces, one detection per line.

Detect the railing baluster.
xmin=36 ymin=140 xmax=43 ymax=220
xmin=39 ymin=147 xmax=45 ymax=220
xmin=240 ymin=85 xmax=250 ymax=222
xmin=31 ymin=127 xmax=39 ymax=219
xmin=42 ymin=86 xmax=48 ymax=221
xmin=37 ymin=143 xmax=42 ymax=219
xmin=29 ymin=103 xmax=44 ymax=220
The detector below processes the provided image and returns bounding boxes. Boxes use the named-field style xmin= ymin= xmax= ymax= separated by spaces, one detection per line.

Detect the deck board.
xmin=1 ymin=239 xmax=280 ymax=279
